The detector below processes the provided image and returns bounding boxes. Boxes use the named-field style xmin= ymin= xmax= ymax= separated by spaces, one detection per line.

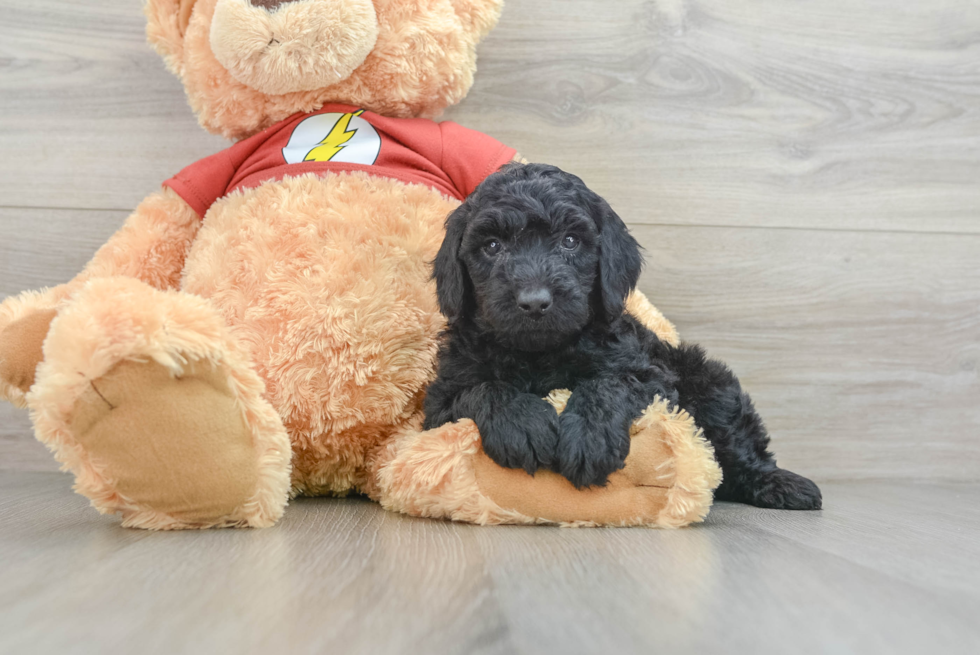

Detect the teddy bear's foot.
xmin=0 ymin=308 xmax=57 ymax=403
xmin=69 ymin=358 xmax=275 ymax=528
xmin=27 ymin=277 xmax=292 ymax=529
xmin=0 ymin=285 xmax=77 ymax=406
xmin=371 ymin=395 xmax=722 ymax=528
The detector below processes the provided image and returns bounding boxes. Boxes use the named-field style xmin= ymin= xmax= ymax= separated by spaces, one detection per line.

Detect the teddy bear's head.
xmin=147 ymin=0 xmax=504 ymax=140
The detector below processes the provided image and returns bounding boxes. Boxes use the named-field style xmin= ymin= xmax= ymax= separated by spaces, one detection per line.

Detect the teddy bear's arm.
xmin=625 ymin=290 xmax=680 ymax=346
xmin=74 ymin=186 xmax=201 ymax=289
xmin=448 ymin=0 xmax=505 ymax=37
xmin=0 ymin=187 xmax=200 ymax=404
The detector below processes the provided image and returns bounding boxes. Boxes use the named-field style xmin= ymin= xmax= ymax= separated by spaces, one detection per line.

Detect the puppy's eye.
xmin=561 ymin=235 xmax=579 ymax=250
xmin=484 ymin=239 xmax=502 ymax=256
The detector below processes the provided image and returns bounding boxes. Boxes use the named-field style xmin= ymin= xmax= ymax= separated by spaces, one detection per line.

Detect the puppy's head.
xmin=434 ymin=163 xmax=642 ymax=351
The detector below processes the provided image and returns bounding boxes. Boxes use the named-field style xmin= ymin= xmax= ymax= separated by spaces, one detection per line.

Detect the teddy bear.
xmin=0 ymin=0 xmax=721 ymax=529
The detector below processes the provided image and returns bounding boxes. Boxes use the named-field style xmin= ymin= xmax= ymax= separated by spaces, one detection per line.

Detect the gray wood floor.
xmin=1 ymin=471 xmax=978 ymax=655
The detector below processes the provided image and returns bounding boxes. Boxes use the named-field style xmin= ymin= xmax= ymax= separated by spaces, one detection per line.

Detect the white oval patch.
xmin=282 ymin=110 xmax=381 ymax=165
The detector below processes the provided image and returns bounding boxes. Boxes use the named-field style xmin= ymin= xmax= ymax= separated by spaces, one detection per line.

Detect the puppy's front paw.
xmin=480 ymin=395 xmax=559 ymax=475
xmin=555 ymin=412 xmax=630 ymax=488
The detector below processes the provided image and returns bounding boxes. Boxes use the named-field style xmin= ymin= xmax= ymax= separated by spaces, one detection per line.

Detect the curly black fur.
xmin=424 ymin=163 xmax=822 ymax=510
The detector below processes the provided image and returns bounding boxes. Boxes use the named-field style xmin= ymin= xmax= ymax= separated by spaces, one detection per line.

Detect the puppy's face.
xmin=435 ymin=164 xmax=643 ymax=352
xmin=460 ymin=192 xmax=599 ymax=351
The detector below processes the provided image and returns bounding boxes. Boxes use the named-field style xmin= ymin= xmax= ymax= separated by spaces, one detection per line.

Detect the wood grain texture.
xmin=0 ymin=407 xmax=54 ymax=472
xmin=0 ymin=471 xmax=978 ymax=655
xmin=633 ymin=224 xmax=980 ymax=481
xmin=448 ymin=0 xmax=980 ymax=234
xmin=0 ymin=0 xmax=230 ymax=210
xmin=1 ymin=0 xmax=979 ymax=480
xmin=0 ymin=207 xmax=127 ymax=297
xmin=1 ymin=0 xmax=978 ymax=231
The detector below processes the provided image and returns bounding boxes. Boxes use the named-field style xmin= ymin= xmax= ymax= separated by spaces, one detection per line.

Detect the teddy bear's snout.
xmin=209 ymin=0 xmax=379 ymax=96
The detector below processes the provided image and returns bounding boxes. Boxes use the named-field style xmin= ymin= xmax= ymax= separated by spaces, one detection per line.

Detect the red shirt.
xmin=163 ymin=104 xmax=516 ymax=217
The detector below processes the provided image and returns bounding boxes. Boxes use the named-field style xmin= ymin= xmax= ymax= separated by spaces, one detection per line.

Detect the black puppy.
xmin=423 ymin=163 xmax=821 ymax=510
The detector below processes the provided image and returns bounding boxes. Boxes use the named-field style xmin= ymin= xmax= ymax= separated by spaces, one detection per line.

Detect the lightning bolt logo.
xmin=304 ymin=109 xmax=365 ymax=162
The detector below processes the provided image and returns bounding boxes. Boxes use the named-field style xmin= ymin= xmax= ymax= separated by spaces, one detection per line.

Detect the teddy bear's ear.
xmin=145 ymin=0 xmax=198 ymax=71
xmin=449 ymin=0 xmax=505 ymax=38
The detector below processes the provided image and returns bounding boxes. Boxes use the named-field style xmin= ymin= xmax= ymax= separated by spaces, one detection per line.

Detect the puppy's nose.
xmin=517 ymin=288 xmax=553 ymax=318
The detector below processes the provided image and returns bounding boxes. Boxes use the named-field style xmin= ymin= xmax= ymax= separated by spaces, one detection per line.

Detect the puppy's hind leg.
xmin=670 ymin=345 xmax=822 ymax=510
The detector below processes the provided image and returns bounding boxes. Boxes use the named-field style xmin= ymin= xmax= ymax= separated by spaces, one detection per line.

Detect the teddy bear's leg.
xmin=0 ymin=188 xmax=201 ymax=406
xmin=27 ymin=276 xmax=292 ymax=529
xmin=365 ymin=292 xmax=719 ymax=527
xmin=626 ymin=289 xmax=679 ymax=346
xmin=366 ymin=394 xmax=722 ymax=528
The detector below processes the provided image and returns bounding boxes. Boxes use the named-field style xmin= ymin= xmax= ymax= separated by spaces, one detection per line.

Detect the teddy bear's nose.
xmin=248 ymin=0 xmax=298 ymax=9
xmin=210 ymin=0 xmax=379 ymax=96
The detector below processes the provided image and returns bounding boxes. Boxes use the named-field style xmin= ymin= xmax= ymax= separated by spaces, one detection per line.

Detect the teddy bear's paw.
xmin=0 ymin=308 xmax=57 ymax=403
xmin=25 ymin=276 xmax=293 ymax=529
xmin=0 ymin=285 xmax=76 ymax=406
xmin=66 ymin=358 xmax=277 ymax=528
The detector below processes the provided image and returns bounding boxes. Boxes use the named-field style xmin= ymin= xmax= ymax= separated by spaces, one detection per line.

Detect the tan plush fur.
xmin=1 ymin=292 xmax=67 ymax=408
xmin=182 ymin=173 xmax=458 ymax=495
xmin=626 ymin=289 xmax=679 ymax=347
xmin=0 ymin=0 xmax=723 ymax=530
xmin=371 ymin=412 xmax=539 ymax=525
xmin=647 ymin=400 xmax=724 ymax=528
xmin=209 ymin=0 xmax=379 ymax=95
xmin=81 ymin=187 xmax=202 ymax=286
xmin=28 ymin=277 xmax=292 ymax=529
xmin=0 ymin=309 xmax=57 ymax=396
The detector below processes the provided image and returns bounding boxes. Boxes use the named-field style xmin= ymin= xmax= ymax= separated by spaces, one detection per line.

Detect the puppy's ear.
xmin=434 ymin=202 xmax=472 ymax=322
xmin=589 ymin=193 xmax=643 ymax=321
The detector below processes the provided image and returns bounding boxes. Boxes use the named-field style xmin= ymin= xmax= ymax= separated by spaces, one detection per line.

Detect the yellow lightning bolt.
xmin=304 ymin=109 xmax=365 ymax=162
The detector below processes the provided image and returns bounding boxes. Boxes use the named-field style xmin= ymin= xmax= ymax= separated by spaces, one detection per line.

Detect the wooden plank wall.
xmin=1 ymin=0 xmax=978 ymax=479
